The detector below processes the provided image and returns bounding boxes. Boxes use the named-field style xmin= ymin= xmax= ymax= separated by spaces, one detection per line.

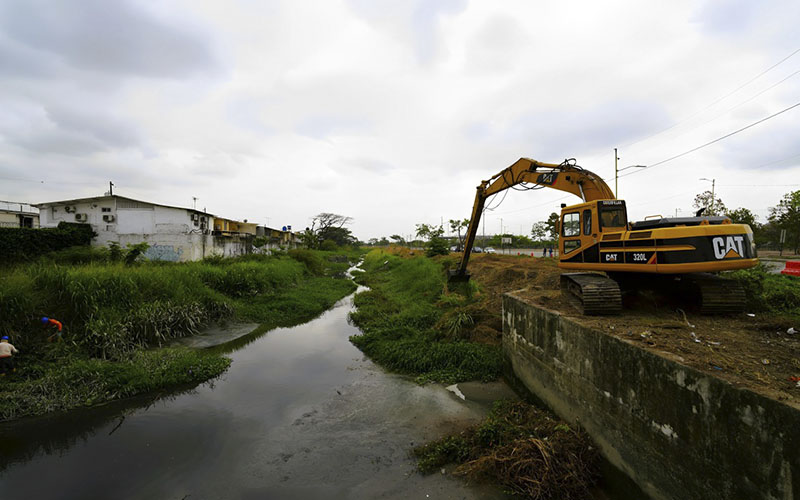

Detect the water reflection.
xmin=0 ymin=279 xmax=504 ymax=500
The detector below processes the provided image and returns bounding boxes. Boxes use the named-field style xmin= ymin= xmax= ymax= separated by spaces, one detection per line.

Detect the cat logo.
xmin=712 ymin=236 xmax=745 ymax=260
xmin=536 ymin=172 xmax=558 ymax=185
xmin=604 ymin=253 xmax=618 ymax=262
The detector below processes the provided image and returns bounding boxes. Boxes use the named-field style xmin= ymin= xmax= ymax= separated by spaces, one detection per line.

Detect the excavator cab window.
xmin=583 ymin=209 xmax=592 ymax=235
xmin=599 ymin=205 xmax=627 ymax=230
xmin=562 ymin=212 xmax=580 ymax=237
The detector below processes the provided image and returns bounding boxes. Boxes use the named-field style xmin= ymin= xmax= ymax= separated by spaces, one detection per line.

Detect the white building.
xmin=0 ymin=200 xmax=39 ymax=228
xmin=35 ymin=195 xmax=252 ymax=261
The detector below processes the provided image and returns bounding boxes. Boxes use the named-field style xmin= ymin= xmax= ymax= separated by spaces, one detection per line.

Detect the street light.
xmin=614 ymin=148 xmax=646 ymax=198
xmin=699 ymin=177 xmax=716 ymax=214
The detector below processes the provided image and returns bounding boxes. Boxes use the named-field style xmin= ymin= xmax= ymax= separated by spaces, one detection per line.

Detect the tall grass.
xmin=0 ymin=253 xmax=329 ymax=360
xmin=349 ymin=250 xmax=502 ymax=383
xmin=0 ymin=249 xmax=361 ymax=421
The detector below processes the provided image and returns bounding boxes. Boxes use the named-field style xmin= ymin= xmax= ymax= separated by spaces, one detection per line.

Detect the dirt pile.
xmin=464 ymin=253 xmax=800 ymax=404
xmin=455 ymin=254 xmax=562 ymax=345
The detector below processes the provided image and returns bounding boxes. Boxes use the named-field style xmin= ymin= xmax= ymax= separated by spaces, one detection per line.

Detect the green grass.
xmin=0 ymin=348 xmax=230 ymax=421
xmin=0 ymin=249 xmax=361 ymax=421
xmin=729 ymin=263 xmax=800 ymax=319
xmin=348 ymin=249 xmax=502 ymax=383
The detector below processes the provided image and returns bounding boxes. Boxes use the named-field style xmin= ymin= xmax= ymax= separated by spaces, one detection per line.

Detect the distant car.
xmin=472 ymin=247 xmax=483 ymax=253
xmin=450 ymin=245 xmax=463 ymax=252
xmin=484 ymin=247 xmax=496 ymax=254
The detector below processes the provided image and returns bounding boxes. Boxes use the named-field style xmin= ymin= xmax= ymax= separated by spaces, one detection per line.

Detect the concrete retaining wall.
xmin=503 ymin=291 xmax=800 ymax=500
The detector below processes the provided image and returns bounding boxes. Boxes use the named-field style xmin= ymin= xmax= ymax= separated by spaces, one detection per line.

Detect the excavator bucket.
xmin=447 ymin=270 xmax=471 ymax=283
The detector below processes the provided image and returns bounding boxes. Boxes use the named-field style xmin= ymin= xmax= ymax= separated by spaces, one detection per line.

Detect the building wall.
xmin=0 ymin=212 xmax=37 ymax=228
xmin=38 ymin=197 xmax=252 ymax=262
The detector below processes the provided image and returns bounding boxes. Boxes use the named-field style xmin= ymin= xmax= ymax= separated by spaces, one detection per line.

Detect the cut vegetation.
xmin=414 ymin=400 xmax=599 ymax=499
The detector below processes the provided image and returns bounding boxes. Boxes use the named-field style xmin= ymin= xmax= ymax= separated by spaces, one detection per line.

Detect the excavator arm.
xmin=450 ymin=158 xmax=614 ymax=281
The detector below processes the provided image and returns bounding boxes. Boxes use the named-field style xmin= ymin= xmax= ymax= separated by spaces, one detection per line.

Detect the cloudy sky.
xmin=1 ymin=0 xmax=799 ymax=240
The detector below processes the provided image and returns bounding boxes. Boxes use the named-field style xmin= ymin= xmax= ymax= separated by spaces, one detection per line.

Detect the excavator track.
xmin=686 ymin=273 xmax=747 ymax=315
xmin=560 ymin=273 xmax=622 ymax=315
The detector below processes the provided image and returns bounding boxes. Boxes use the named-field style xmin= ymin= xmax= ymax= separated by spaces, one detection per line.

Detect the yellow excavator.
xmin=449 ymin=158 xmax=759 ymax=314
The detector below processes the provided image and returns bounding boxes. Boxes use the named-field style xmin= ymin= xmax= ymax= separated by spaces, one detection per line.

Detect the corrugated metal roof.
xmin=0 ymin=200 xmax=39 ymax=215
xmin=34 ymin=195 xmax=215 ymax=217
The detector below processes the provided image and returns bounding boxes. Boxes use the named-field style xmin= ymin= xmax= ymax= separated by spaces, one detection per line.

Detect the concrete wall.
xmin=503 ymin=291 xmax=800 ymax=500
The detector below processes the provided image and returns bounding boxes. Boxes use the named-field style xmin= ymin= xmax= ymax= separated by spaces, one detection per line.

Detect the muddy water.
xmin=0 ymin=285 xmax=513 ymax=500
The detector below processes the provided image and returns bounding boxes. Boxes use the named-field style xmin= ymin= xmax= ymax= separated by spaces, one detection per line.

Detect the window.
xmin=583 ymin=209 xmax=592 ymax=235
xmin=562 ymin=212 xmax=580 ymax=237
xmin=600 ymin=206 xmax=626 ymax=229
xmin=101 ymin=207 xmax=111 ymax=212
xmin=563 ymin=239 xmax=580 ymax=253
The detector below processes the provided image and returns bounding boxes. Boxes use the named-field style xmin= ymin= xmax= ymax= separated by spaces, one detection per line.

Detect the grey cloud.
xmin=0 ymin=35 xmax=61 ymax=78
xmin=346 ymin=0 xmax=466 ymax=64
xmin=0 ymin=100 xmax=142 ymax=156
xmin=295 ymin=115 xmax=372 ymax=140
xmin=506 ymin=100 xmax=672 ymax=160
xmin=714 ymin=124 xmax=800 ymax=171
xmin=45 ymin=106 xmax=141 ymax=149
xmin=0 ymin=0 xmax=217 ymax=78
xmin=694 ymin=0 xmax=759 ymax=34
xmin=410 ymin=0 xmax=467 ymax=63
xmin=693 ymin=0 xmax=800 ymax=50
xmin=341 ymin=157 xmax=397 ymax=175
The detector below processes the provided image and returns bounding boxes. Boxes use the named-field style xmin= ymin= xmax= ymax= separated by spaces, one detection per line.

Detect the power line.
xmin=622 ymin=47 xmax=800 ymax=150
xmin=621 ymin=100 xmax=800 ymax=177
xmin=651 ymin=68 xmax=800 ymax=147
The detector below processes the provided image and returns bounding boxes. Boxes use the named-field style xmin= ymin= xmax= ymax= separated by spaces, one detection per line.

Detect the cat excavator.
xmin=448 ymin=158 xmax=759 ymax=315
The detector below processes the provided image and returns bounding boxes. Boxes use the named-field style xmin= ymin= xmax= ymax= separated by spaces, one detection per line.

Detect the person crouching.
xmin=0 ymin=336 xmax=19 ymax=375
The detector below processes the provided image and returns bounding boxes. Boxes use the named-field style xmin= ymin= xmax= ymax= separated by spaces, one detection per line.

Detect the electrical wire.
xmin=622 ymin=47 xmax=800 ymax=150
xmin=619 ymin=100 xmax=800 ymax=178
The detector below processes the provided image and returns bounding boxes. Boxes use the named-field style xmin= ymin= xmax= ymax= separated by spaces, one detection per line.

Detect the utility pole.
xmin=700 ymin=178 xmax=716 ymax=214
xmin=482 ymin=211 xmax=485 ymax=248
xmin=192 ymin=197 xmax=198 ymax=209
xmin=500 ymin=218 xmax=504 ymax=254
xmin=109 ymin=181 xmax=114 ymax=196
xmin=614 ymin=148 xmax=619 ymax=198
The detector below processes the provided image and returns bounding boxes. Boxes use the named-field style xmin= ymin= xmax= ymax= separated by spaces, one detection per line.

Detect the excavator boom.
xmin=452 ymin=158 xmax=614 ymax=279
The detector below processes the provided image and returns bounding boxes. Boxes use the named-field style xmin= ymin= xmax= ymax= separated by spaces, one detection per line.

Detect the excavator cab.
xmin=559 ymin=200 xmax=627 ymax=263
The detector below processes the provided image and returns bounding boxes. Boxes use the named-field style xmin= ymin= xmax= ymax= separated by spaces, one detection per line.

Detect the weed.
xmin=414 ymin=400 xmax=599 ymax=499
xmin=0 ymin=249 xmax=359 ymax=420
xmin=348 ymin=249 xmax=502 ymax=383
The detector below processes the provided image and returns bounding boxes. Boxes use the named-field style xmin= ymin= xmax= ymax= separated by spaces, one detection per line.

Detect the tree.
xmin=415 ymin=223 xmax=448 ymax=257
xmin=448 ymin=218 xmax=470 ymax=249
xmin=725 ymin=207 xmax=758 ymax=227
xmin=415 ymin=223 xmax=444 ymax=241
xmin=692 ymin=191 xmax=727 ymax=217
xmin=530 ymin=221 xmax=548 ymax=242
xmin=768 ymin=190 xmax=800 ymax=253
xmin=545 ymin=212 xmax=560 ymax=241
xmin=389 ymin=234 xmax=405 ymax=245
xmin=304 ymin=213 xmax=355 ymax=249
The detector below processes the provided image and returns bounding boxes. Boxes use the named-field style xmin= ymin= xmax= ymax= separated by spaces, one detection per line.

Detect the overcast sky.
xmin=1 ymin=0 xmax=799 ymax=240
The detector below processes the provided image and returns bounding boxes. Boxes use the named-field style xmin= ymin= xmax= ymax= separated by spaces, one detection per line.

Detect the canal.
xmin=0 ymin=282 xmax=512 ymax=499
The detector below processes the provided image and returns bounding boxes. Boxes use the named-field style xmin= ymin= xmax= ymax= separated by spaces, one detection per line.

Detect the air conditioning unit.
xmin=64 ymin=205 xmax=75 ymax=213
xmin=75 ymin=213 xmax=88 ymax=222
xmin=102 ymin=214 xmax=115 ymax=223
xmin=192 ymin=213 xmax=199 ymax=221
